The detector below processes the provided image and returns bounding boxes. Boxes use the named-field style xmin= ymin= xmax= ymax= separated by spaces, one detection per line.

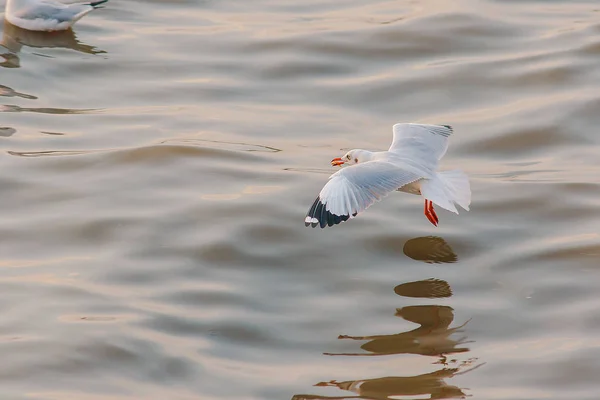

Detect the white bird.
xmin=305 ymin=123 xmax=471 ymax=228
xmin=5 ymin=0 xmax=108 ymax=32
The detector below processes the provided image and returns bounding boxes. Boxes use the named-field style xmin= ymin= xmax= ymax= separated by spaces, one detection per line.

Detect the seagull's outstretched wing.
xmin=305 ymin=161 xmax=421 ymax=228
xmin=389 ymin=123 xmax=453 ymax=166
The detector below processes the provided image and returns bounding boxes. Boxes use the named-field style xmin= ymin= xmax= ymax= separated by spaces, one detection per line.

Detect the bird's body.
xmin=5 ymin=0 xmax=108 ymax=31
xmin=397 ymin=178 xmax=423 ymax=195
xmin=305 ymin=123 xmax=471 ymax=228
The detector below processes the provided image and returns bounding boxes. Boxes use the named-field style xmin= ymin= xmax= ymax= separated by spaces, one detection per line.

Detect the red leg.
xmin=428 ymin=200 xmax=439 ymax=225
xmin=424 ymin=200 xmax=433 ymax=225
xmin=424 ymin=199 xmax=438 ymax=227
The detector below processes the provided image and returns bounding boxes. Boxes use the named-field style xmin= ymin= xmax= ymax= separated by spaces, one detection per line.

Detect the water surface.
xmin=2 ymin=0 xmax=600 ymax=399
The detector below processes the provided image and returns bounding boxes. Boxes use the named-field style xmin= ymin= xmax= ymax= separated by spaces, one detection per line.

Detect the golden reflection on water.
xmin=296 ymin=236 xmax=479 ymax=400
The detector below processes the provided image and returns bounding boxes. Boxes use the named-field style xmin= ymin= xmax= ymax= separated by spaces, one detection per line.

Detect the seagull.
xmin=5 ymin=0 xmax=109 ymax=32
xmin=305 ymin=123 xmax=471 ymax=228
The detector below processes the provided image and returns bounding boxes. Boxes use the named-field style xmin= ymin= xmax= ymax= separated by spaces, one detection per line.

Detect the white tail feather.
xmin=420 ymin=170 xmax=471 ymax=214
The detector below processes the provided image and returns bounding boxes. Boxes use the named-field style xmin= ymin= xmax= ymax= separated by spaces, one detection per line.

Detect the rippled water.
xmin=2 ymin=0 xmax=600 ymax=398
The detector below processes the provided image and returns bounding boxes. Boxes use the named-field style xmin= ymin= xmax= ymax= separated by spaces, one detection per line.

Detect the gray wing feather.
xmin=389 ymin=123 xmax=453 ymax=167
xmin=16 ymin=2 xmax=90 ymax=21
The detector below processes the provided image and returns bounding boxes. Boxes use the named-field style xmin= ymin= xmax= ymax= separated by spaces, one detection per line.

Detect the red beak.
xmin=331 ymin=157 xmax=345 ymax=167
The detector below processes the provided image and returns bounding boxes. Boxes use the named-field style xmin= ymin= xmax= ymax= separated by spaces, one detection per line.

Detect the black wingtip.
xmin=305 ymin=196 xmax=351 ymax=228
xmin=441 ymin=124 xmax=453 ymax=132
xmin=89 ymin=0 xmax=108 ymax=8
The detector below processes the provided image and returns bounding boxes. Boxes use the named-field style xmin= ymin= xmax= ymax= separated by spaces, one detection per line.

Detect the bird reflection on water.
xmin=403 ymin=236 xmax=458 ymax=264
xmin=394 ymin=278 xmax=453 ymax=299
xmin=293 ymin=236 xmax=482 ymax=400
xmin=326 ymin=305 xmax=471 ymax=360
xmin=292 ymin=367 xmax=471 ymax=400
xmin=0 ymin=20 xmax=104 ymax=68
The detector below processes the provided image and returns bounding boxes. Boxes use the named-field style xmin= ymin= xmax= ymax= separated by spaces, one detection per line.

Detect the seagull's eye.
xmin=355 ymin=158 xmax=358 ymax=163
xmin=346 ymin=155 xmax=351 ymax=160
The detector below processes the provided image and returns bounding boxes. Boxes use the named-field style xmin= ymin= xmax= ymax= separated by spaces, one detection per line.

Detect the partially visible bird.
xmin=5 ymin=0 xmax=109 ymax=31
xmin=305 ymin=123 xmax=471 ymax=228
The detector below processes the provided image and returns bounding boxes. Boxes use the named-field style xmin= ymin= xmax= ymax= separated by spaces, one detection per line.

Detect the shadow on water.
xmin=293 ymin=236 xmax=483 ymax=400
xmin=0 ymin=20 xmax=105 ymax=68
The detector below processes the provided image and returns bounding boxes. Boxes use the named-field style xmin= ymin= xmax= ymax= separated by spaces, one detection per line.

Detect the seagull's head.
xmin=331 ymin=149 xmax=370 ymax=167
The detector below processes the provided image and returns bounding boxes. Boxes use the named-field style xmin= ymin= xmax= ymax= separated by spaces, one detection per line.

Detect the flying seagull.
xmin=5 ymin=0 xmax=109 ymax=31
xmin=305 ymin=123 xmax=471 ymax=228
